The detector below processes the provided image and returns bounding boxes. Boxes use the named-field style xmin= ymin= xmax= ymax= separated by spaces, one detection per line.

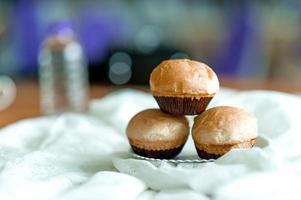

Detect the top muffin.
xmin=150 ymin=59 xmax=219 ymax=97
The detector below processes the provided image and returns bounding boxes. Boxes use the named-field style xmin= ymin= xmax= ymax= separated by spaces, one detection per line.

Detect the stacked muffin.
xmin=126 ymin=59 xmax=258 ymax=159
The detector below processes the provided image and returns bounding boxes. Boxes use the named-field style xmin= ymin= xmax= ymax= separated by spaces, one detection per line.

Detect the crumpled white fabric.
xmin=0 ymin=88 xmax=301 ymax=200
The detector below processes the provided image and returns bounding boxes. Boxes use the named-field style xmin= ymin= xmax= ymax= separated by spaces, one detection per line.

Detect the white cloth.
xmin=0 ymin=88 xmax=301 ymax=200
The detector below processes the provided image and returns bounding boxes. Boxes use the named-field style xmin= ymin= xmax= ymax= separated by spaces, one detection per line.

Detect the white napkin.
xmin=0 ymin=88 xmax=301 ymax=200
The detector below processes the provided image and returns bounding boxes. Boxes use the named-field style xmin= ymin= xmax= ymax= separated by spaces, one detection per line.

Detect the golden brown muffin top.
xmin=192 ymin=106 xmax=258 ymax=145
xmin=150 ymin=59 xmax=219 ymax=97
xmin=126 ymin=109 xmax=189 ymax=150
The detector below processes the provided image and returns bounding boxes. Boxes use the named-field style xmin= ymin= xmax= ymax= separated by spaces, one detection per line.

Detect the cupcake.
xmin=126 ymin=109 xmax=189 ymax=159
xmin=150 ymin=59 xmax=219 ymax=115
xmin=192 ymin=106 xmax=258 ymax=159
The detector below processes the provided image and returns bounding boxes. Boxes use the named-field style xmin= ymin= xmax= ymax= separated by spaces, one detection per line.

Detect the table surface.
xmin=1 ymin=78 xmax=301 ymax=127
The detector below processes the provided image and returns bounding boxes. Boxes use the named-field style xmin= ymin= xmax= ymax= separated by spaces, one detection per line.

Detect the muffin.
xmin=150 ymin=59 xmax=219 ymax=115
xmin=126 ymin=109 xmax=189 ymax=159
xmin=192 ymin=106 xmax=258 ymax=159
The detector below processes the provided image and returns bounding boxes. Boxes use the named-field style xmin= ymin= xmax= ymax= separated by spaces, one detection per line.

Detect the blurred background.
xmin=1 ymin=0 xmax=301 ymax=126
xmin=1 ymin=0 xmax=301 ymax=85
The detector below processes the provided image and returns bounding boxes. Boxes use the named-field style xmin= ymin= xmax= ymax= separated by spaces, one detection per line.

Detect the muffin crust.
xmin=150 ymin=59 xmax=219 ymax=97
xmin=126 ymin=109 xmax=189 ymax=150
xmin=192 ymin=106 xmax=258 ymax=145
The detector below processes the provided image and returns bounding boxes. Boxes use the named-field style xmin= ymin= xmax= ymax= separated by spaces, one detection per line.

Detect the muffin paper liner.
xmin=154 ymin=96 xmax=213 ymax=115
xmin=196 ymin=148 xmax=222 ymax=159
xmin=195 ymin=139 xmax=256 ymax=159
xmin=131 ymin=144 xmax=184 ymax=159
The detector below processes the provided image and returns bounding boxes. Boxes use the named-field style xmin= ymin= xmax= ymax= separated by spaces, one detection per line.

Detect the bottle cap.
xmin=47 ymin=20 xmax=75 ymax=38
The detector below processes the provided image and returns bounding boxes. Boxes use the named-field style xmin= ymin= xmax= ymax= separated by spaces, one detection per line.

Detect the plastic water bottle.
xmin=38 ymin=21 xmax=89 ymax=115
xmin=0 ymin=76 xmax=16 ymax=111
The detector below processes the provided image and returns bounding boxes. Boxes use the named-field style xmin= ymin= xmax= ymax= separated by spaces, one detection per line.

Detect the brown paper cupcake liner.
xmin=154 ymin=96 xmax=213 ymax=115
xmin=131 ymin=144 xmax=184 ymax=159
xmin=195 ymin=139 xmax=256 ymax=159
xmin=196 ymin=148 xmax=222 ymax=159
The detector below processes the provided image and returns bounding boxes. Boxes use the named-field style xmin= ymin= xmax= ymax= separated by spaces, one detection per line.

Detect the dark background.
xmin=1 ymin=0 xmax=301 ymax=85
